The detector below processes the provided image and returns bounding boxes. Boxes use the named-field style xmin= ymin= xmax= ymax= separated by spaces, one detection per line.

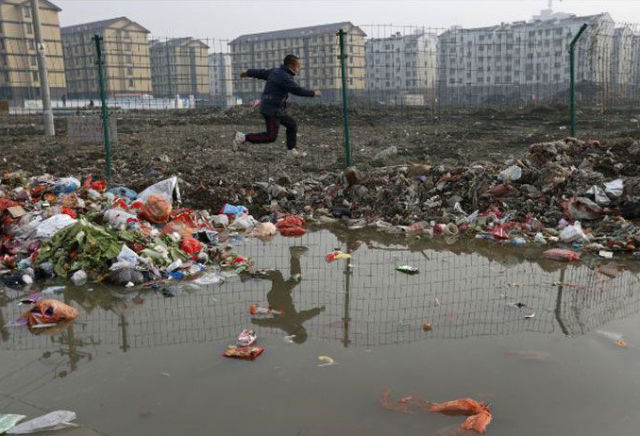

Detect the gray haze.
xmin=55 ymin=0 xmax=640 ymax=42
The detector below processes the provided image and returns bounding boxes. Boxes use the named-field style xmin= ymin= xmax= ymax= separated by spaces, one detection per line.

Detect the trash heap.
xmin=0 ymin=173 xmax=267 ymax=290
xmin=247 ymin=137 xmax=640 ymax=255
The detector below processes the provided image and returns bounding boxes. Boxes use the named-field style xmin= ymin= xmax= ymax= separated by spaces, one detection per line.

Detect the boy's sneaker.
xmin=287 ymin=148 xmax=307 ymax=159
xmin=232 ymin=131 xmax=246 ymax=151
xmin=237 ymin=329 xmax=257 ymax=347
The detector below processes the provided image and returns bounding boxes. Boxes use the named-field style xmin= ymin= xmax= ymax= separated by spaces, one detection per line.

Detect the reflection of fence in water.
xmin=2 ymin=230 xmax=640 ymax=354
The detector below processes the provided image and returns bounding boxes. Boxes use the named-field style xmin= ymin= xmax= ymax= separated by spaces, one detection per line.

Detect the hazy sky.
xmin=55 ymin=0 xmax=640 ymax=43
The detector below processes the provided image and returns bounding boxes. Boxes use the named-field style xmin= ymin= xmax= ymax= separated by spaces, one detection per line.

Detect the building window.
xmin=29 ymin=39 xmax=35 ymax=50
xmin=129 ymin=78 xmax=135 ymax=87
xmin=0 ymin=38 xmax=4 ymax=51
xmin=26 ymin=23 xmax=33 ymax=35
xmin=32 ymin=71 xmax=38 ymax=81
xmin=30 ymin=55 xmax=36 ymax=66
xmin=24 ymin=6 xmax=31 ymax=18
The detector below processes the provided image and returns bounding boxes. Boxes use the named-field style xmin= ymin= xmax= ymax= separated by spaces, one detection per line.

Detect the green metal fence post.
xmin=337 ymin=29 xmax=352 ymax=168
xmin=569 ymin=23 xmax=588 ymax=137
xmin=94 ymin=33 xmax=112 ymax=181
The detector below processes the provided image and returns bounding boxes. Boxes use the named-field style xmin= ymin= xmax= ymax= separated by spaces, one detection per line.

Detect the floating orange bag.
xmin=139 ymin=194 xmax=172 ymax=223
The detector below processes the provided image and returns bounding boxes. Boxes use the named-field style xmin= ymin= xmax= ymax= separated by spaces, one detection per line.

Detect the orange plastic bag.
xmin=276 ymin=214 xmax=306 ymax=237
xmin=279 ymin=227 xmax=306 ymax=237
xmin=21 ymin=299 xmax=79 ymax=327
xmin=429 ymin=398 xmax=492 ymax=434
xmin=543 ymin=248 xmax=579 ymax=262
xmin=138 ymin=194 xmax=172 ymax=223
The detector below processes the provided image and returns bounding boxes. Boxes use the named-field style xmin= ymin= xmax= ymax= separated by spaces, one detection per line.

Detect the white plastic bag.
xmin=117 ymin=244 xmax=140 ymax=266
xmin=586 ymin=185 xmax=610 ymax=206
xmin=560 ymin=221 xmax=588 ymax=243
xmin=498 ymin=165 xmax=522 ymax=183
xmin=251 ymin=222 xmax=276 ymax=237
xmin=228 ymin=214 xmax=258 ymax=232
xmin=604 ymin=179 xmax=623 ymax=198
xmin=138 ymin=176 xmax=181 ymax=204
xmin=8 ymin=410 xmax=76 ymax=434
xmin=193 ymin=272 xmax=225 ymax=285
xmin=35 ymin=214 xmax=76 ymax=240
xmin=103 ymin=209 xmax=137 ymax=228
xmin=211 ymin=214 xmax=229 ymax=227
xmin=71 ymin=270 xmax=87 ymax=286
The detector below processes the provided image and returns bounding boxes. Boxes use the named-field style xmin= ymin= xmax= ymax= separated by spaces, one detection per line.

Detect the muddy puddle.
xmin=2 ymin=228 xmax=640 ymax=435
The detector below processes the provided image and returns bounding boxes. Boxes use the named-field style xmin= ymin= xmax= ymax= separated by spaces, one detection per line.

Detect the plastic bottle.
xmin=249 ymin=304 xmax=283 ymax=316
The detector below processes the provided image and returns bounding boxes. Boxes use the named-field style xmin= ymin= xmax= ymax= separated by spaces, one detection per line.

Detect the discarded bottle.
xmin=511 ymin=237 xmax=527 ymax=247
xmin=396 ymin=265 xmax=419 ymax=274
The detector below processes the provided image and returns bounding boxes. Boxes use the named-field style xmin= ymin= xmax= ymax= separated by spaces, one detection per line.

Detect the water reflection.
xmin=1 ymin=227 xmax=640 ymax=370
xmin=251 ymin=247 xmax=325 ymax=343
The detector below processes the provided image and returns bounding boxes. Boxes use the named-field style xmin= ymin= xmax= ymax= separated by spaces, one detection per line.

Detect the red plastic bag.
xmin=138 ymin=194 xmax=172 ymax=223
xmin=543 ymin=248 xmax=579 ymax=262
xmin=181 ymin=237 xmax=202 ymax=254
xmin=279 ymin=227 xmax=306 ymax=237
xmin=62 ymin=207 xmax=77 ymax=219
xmin=276 ymin=214 xmax=306 ymax=237
xmin=83 ymin=175 xmax=107 ymax=193
xmin=492 ymin=225 xmax=509 ymax=240
xmin=276 ymin=215 xmax=305 ymax=230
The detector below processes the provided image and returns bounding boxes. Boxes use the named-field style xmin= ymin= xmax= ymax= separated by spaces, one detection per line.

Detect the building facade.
xmin=230 ymin=22 xmax=366 ymax=103
xmin=208 ymin=52 xmax=233 ymax=106
xmin=0 ymin=0 xmax=65 ymax=100
xmin=150 ymin=37 xmax=210 ymax=98
xmin=437 ymin=13 xmax=615 ymax=105
xmin=61 ymin=16 xmax=151 ymax=98
xmin=365 ymin=31 xmax=437 ymax=105
xmin=610 ymin=26 xmax=635 ymax=99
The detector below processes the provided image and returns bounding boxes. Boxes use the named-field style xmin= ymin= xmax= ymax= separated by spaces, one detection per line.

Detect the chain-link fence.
xmin=3 ymin=18 xmax=640 ymax=112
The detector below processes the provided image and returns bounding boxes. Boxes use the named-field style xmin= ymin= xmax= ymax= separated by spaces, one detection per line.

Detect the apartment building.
xmin=208 ymin=52 xmax=233 ymax=106
xmin=230 ymin=22 xmax=366 ymax=103
xmin=61 ymin=16 xmax=151 ymax=98
xmin=365 ymin=31 xmax=437 ymax=105
xmin=150 ymin=37 xmax=210 ymax=98
xmin=437 ymin=13 xmax=615 ymax=104
xmin=0 ymin=0 xmax=65 ymax=100
xmin=611 ymin=26 xmax=635 ymax=98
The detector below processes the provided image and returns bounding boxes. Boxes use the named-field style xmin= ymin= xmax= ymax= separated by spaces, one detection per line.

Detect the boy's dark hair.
xmin=283 ymin=54 xmax=300 ymax=67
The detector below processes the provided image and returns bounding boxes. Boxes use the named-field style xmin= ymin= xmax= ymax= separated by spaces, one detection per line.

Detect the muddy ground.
xmin=2 ymin=104 xmax=640 ymax=210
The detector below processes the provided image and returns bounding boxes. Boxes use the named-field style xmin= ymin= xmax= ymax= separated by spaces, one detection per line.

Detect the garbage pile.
xmin=246 ymin=136 xmax=640 ymax=256
xmin=0 ymin=173 xmax=299 ymax=293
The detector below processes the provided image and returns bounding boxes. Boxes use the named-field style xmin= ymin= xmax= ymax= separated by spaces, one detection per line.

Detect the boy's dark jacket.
xmin=246 ymin=65 xmax=315 ymax=116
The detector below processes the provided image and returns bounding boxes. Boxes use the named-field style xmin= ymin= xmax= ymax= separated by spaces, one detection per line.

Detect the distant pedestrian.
xmin=61 ymin=94 xmax=66 ymax=107
xmin=233 ymin=54 xmax=321 ymax=158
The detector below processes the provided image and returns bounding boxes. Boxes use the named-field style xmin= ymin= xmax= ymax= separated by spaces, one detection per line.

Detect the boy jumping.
xmin=234 ymin=54 xmax=321 ymax=157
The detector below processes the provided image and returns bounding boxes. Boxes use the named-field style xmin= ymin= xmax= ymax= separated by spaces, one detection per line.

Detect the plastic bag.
xmin=103 ymin=209 xmax=137 ymax=228
xmin=21 ymin=299 xmax=79 ymax=327
xmin=604 ymin=179 xmax=623 ymax=198
xmin=117 ymin=244 xmax=140 ymax=265
xmin=0 ymin=415 xmax=25 ymax=434
xmin=276 ymin=215 xmax=306 ymax=237
xmin=193 ymin=272 xmax=224 ymax=285
xmin=53 ymin=177 xmax=80 ymax=195
xmin=139 ymin=194 xmax=172 ymax=224
xmin=71 ymin=269 xmax=87 ymax=286
xmin=560 ymin=221 xmax=587 ymax=243
xmin=221 ymin=204 xmax=248 ymax=216
xmin=137 ymin=176 xmax=180 ymax=204
xmin=251 ymin=222 xmax=276 ymax=238
xmin=228 ymin=214 xmax=258 ymax=231
xmin=586 ymin=185 xmax=610 ymax=206
xmin=181 ymin=237 xmax=202 ymax=254
xmin=498 ymin=165 xmax=522 ymax=183
xmin=8 ymin=410 xmax=77 ymax=434
xmin=543 ymin=248 xmax=580 ymax=262
xmin=211 ymin=214 xmax=229 ymax=227
xmin=35 ymin=214 xmax=77 ymax=240
xmin=108 ymin=186 xmax=137 ymax=200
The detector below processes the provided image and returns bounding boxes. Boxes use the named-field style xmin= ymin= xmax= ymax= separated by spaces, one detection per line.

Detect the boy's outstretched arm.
xmin=281 ymin=74 xmax=321 ymax=98
xmin=242 ymin=68 xmax=272 ymax=80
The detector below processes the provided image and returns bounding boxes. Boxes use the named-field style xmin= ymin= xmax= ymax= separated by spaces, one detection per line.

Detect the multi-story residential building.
xmin=61 ymin=16 xmax=151 ymax=98
xmin=0 ymin=0 xmax=65 ymax=100
xmin=208 ymin=52 xmax=233 ymax=106
xmin=150 ymin=37 xmax=210 ymax=98
xmin=365 ymin=30 xmax=438 ymax=105
xmin=230 ymin=22 xmax=366 ymax=103
xmin=437 ymin=13 xmax=615 ymax=105
xmin=611 ymin=26 xmax=635 ymax=99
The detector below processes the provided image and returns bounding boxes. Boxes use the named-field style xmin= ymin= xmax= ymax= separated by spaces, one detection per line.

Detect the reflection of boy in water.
xmin=252 ymin=247 xmax=324 ymax=344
